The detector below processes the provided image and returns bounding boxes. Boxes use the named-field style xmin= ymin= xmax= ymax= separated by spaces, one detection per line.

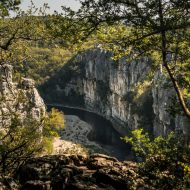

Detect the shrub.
xmin=0 ymin=108 xmax=64 ymax=176
xmin=122 ymin=129 xmax=190 ymax=189
xmin=42 ymin=108 xmax=65 ymax=154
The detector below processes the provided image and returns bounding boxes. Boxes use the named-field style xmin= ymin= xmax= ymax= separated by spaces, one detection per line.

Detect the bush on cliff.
xmin=42 ymin=108 xmax=65 ymax=154
xmin=123 ymin=129 xmax=190 ymax=189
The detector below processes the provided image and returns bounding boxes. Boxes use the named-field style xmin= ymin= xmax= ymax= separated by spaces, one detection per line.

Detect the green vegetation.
xmin=60 ymin=0 xmax=190 ymax=119
xmin=122 ymin=129 xmax=190 ymax=189
xmin=122 ymin=83 xmax=154 ymax=132
xmin=0 ymin=16 xmax=51 ymax=86
xmin=43 ymin=108 xmax=65 ymax=154
xmin=0 ymin=108 xmax=64 ymax=176
xmin=0 ymin=117 xmax=42 ymax=175
xmin=15 ymin=44 xmax=74 ymax=85
xmin=0 ymin=2 xmax=63 ymax=83
xmin=0 ymin=0 xmax=21 ymax=17
xmin=0 ymin=1 xmax=190 ymax=188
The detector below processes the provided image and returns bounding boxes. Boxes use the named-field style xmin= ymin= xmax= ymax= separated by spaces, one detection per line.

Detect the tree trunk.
xmin=164 ymin=63 xmax=190 ymax=118
xmin=158 ymin=0 xmax=190 ymax=119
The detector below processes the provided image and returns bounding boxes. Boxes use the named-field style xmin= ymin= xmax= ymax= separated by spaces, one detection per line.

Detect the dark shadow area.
xmin=48 ymin=105 xmax=133 ymax=161
xmin=38 ymin=52 xmax=87 ymax=107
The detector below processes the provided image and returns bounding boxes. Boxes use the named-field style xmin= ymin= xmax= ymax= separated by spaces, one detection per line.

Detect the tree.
xmin=0 ymin=116 xmax=43 ymax=175
xmin=123 ymin=129 xmax=190 ymax=189
xmin=0 ymin=107 xmax=64 ymax=176
xmin=0 ymin=0 xmax=21 ymax=18
xmin=61 ymin=0 xmax=190 ymax=118
xmin=0 ymin=3 xmax=66 ymax=176
xmin=0 ymin=1 xmax=51 ymax=67
xmin=43 ymin=108 xmax=65 ymax=154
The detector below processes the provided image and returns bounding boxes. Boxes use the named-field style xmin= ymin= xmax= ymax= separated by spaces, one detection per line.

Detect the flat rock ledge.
xmin=0 ymin=154 xmax=145 ymax=190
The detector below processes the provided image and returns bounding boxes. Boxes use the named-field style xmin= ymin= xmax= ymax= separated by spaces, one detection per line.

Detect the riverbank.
xmin=47 ymin=103 xmax=130 ymax=136
xmin=53 ymin=115 xmax=106 ymax=156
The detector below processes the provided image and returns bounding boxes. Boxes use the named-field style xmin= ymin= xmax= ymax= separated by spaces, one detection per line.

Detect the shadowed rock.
xmin=14 ymin=154 xmax=140 ymax=190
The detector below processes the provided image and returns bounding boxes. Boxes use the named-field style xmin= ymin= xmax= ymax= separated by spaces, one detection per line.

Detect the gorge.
xmin=40 ymin=48 xmax=190 ymax=139
xmin=49 ymin=105 xmax=132 ymax=161
xmin=1 ymin=0 xmax=190 ymax=189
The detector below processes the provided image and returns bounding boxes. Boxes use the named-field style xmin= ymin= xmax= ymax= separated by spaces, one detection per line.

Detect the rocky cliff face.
xmin=40 ymin=49 xmax=190 ymax=137
xmin=0 ymin=64 xmax=46 ymax=129
xmin=152 ymin=71 xmax=190 ymax=138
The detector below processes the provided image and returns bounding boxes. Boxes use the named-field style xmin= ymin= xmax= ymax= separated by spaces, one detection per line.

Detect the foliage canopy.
xmin=58 ymin=0 xmax=190 ymax=118
xmin=123 ymin=129 xmax=190 ymax=189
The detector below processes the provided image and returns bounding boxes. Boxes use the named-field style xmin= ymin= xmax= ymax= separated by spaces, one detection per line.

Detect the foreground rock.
xmin=1 ymin=153 xmax=189 ymax=190
xmin=7 ymin=154 xmax=142 ymax=190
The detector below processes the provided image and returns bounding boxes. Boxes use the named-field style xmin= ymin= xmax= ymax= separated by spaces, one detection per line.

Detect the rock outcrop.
xmin=15 ymin=154 xmax=141 ymax=190
xmin=0 ymin=64 xmax=46 ymax=129
xmin=40 ymin=49 xmax=190 ymax=137
xmin=0 ymin=153 xmax=189 ymax=190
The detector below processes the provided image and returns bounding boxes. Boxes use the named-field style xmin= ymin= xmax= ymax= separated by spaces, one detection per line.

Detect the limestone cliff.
xmin=152 ymin=71 xmax=190 ymax=138
xmin=40 ymin=49 xmax=190 ymax=137
xmin=0 ymin=64 xmax=46 ymax=129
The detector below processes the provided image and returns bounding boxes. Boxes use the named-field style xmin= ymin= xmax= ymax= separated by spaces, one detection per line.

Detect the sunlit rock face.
xmin=76 ymin=49 xmax=154 ymax=135
xmin=41 ymin=49 xmax=190 ymax=137
xmin=0 ymin=64 xmax=45 ymax=129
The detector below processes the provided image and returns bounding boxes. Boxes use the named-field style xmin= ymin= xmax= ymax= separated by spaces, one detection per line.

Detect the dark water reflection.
xmin=48 ymin=105 xmax=133 ymax=161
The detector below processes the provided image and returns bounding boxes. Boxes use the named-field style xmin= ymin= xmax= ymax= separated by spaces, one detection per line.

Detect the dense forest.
xmin=0 ymin=0 xmax=190 ymax=189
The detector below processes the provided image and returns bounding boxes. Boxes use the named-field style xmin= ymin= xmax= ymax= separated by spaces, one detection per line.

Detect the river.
xmin=48 ymin=105 xmax=133 ymax=161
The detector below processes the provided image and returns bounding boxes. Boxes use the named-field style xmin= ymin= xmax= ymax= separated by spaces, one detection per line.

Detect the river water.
xmin=48 ymin=105 xmax=133 ymax=161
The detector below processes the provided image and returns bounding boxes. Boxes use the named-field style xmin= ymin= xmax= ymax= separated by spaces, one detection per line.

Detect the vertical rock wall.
xmin=79 ymin=50 xmax=154 ymax=135
xmin=152 ymin=71 xmax=190 ymax=138
xmin=41 ymin=49 xmax=190 ymax=137
xmin=0 ymin=64 xmax=46 ymax=129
